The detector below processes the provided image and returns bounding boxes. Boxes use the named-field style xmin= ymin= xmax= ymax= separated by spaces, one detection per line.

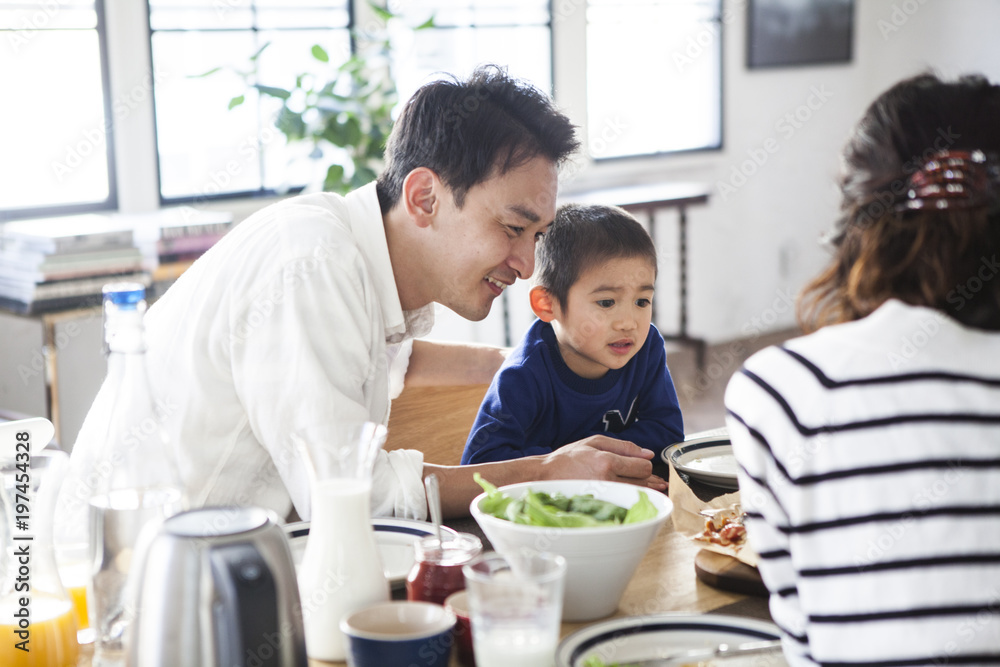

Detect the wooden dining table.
xmin=309 ymin=510 xmax=770 ymax=666
xmin=74 ymin=504 xmax=769 ymax=667
xmin=74 ymin=385 xmax=769 ymax=666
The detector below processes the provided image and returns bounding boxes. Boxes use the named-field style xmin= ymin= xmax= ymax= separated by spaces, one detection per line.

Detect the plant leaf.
xmin=415 ymin=17 xmax=435 ymax=30
xmin=227 ymin=95 xmax=245 ymax=110
xmin=275 ymin=108 xmax=306 ymax=141
xmin=189 ymin=66 xmax=221 ymax=79
xmin=351 ymin=165 xmax=378 ymax=189
xmin=249 ymin=41 xmax=271 ymax=62
xmin=311 ymin=44 xmax=329 ymax=63
xmin=254 ymin=84 xmax=291 ymax=100
xmin=368 ymin=1 xmax=393 ymax=22
xmin=323 ymin=164 xmax=347 ymax=193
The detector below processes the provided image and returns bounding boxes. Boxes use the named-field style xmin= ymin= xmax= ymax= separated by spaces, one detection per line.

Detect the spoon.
xmin=424 ymin=474 xmax=443 ymax=543
xmin=629 ymin=638 xmax=784 ymax=666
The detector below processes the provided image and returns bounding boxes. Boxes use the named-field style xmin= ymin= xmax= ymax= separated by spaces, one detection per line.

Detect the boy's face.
xmin=550 ymin=256 xmax=656 ymax=380
xmin=430 ymin=156 xmax=557 ymax=322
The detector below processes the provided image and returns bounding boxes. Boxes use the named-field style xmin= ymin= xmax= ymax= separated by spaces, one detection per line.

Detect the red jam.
xmin=405 ymin=533 xmax=482 ymax=605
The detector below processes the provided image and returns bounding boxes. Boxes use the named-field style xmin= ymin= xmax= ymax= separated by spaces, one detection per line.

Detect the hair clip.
xmin=896 ymin=149 xmax=1000 ymax=212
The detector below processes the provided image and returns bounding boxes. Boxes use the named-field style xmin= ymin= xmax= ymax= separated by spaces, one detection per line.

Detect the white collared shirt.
xmin=64 ymin=183 xmax=433 ymax=522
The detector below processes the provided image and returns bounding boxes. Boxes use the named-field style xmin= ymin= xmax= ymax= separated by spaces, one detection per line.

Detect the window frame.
xmin=0 ymin=0 xmax=119 ymax=223
xmin=583 ymin=0 xmax=725 ymax=165
xmin=146 ymin=1 xmax=356 ymax=207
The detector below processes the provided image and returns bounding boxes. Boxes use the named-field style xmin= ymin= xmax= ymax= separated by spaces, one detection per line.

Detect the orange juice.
xmin=55 ymin=558 xmax=91 ymax=635
xmin=0 ymin=592 xmax=79 ymax=667
xmin=65 ymin=585 xmax=88 ymax=632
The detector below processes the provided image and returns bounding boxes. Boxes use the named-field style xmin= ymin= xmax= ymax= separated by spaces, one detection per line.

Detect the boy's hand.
xmin=538 ymin=435 xmax=667 ymax=491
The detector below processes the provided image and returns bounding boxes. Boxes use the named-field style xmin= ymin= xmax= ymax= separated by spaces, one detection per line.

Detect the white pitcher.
xmin=293 ymin=422 xmax=390 ymax=662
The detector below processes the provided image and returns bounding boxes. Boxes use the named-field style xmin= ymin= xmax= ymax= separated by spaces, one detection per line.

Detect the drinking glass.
xmin=463 ymin=551 xmax=566 ymax=667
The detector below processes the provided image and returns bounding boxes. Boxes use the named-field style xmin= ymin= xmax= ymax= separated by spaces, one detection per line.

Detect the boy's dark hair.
xmin=376 ymin=65 xmax=579 ymax=213
xmin=535 ymin=203 xmax=657 ymax=308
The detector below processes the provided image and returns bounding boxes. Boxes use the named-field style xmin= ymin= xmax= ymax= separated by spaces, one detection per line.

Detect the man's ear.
xmin=530 ymin=286 xmax=557 ymax=322
xmin=401 ymin=167 xmax=438 ymax=227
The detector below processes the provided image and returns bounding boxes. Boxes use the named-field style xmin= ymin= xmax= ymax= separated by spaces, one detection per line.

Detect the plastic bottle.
xmin=87 ymin=282 xmax=186 ymax=667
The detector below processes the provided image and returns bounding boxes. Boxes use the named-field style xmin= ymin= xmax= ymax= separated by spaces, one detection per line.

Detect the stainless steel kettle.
xmin=127 ymin=506 xmax=307 ymax=667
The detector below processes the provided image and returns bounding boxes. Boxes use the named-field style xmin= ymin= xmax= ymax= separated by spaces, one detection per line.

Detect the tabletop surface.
xmin=74 ymin=454 xmax=769 ymax=667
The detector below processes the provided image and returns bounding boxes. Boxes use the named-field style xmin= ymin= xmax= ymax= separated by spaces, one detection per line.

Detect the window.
xmin=147 ymin=0 xmax=552 ymax=204
xmin=0 ymin=0 xmax=116 ymax=221
xmin=586 ymin=0 xmax=722 ymax=160
xmin=147 ymin=0 xmax=352 ymax=202
xmin=391 ymin=0 xmax=551 ymax=102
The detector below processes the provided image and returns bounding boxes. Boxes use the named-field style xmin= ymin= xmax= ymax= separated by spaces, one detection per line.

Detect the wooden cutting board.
xmin=694 ymin=549 xmax=769 ymax=597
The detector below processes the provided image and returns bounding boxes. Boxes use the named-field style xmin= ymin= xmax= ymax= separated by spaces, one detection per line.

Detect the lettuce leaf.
xmin=474 ymin=472 xmax=512 ymax=517
xmin=623 ymin=491 xmax=657 ymax=524
xmin=474 ymin=475 xmax=659 ymax=527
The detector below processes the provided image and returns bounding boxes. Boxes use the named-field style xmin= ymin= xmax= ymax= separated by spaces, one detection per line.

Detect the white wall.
xmin=546 ymin=0 xmax=1000 ymax=348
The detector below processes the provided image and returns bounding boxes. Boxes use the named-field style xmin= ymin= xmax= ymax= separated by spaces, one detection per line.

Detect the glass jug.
xmin=293 ymin=421 xmax=390 ymax=662
xmin=0 ymin=419 xmax=79 ymax=667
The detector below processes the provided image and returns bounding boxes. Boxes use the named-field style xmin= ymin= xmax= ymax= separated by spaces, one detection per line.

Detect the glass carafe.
xmin=0 ymin=419 xmax=79 ymax=667
xmin=293 ymin=421 xmax=390 ymax=662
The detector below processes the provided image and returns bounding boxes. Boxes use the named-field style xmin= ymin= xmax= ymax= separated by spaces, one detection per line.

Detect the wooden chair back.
xmin=384 ymin=384 xmax=490 ymax=465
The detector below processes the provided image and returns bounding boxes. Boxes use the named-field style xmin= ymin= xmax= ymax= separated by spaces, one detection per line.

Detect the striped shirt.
xmin=724 ymin=299 xmax=1000 ymax=666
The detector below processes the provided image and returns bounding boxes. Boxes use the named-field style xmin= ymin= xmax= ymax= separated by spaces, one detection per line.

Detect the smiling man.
xmin=65 ymin=65 xmax=665 ymax=522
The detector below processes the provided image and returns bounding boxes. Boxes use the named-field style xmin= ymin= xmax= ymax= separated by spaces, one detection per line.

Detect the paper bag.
xmin=668 ymin=463 xmax=759 ymax=568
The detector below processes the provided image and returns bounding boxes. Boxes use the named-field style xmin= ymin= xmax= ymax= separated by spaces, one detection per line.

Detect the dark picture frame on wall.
xmin=747 ymin=0 xmax=855 ymax=69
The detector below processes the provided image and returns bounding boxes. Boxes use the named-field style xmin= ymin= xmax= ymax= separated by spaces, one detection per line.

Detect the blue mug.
xmin=341 ymin=601 xmax=456 ymax=667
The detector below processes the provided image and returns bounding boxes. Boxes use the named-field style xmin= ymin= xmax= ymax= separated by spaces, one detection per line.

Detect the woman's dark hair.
xmin=376 ymin=65 xmax=579 ymax=212
xmin=536 ymin=204 xmax=657 ymax=309
xmin=798 ymin=72 xmax=1000 ymax=332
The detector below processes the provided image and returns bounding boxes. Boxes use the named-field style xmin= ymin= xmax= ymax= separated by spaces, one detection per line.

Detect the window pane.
xmin=0 ymin=7 xmax=112 ymax=216
xmin=151 ymin=31 xmax=263 ymax=199
xmin=148 ymin=1 xmax=350 ymax=201
xmin=587 ymin=0 xmax=722 ymax=159
xmin=392 ymin=0 xmax=552 ymax=103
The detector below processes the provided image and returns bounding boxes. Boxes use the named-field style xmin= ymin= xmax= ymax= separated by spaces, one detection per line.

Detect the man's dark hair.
xmin=376 ymin=65 xmax=579 ymax=212
xmin=535 ymin=204 xmax=658 ymax=308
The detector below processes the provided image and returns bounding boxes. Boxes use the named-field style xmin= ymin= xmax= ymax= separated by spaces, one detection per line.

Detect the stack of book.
xmin=0 ymin=214 xmax=148 ymax=315
xmin=132 ymin=207 xmax=233 ymax=298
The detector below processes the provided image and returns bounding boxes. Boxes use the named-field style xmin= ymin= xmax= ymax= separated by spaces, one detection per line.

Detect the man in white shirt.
xmin=68 ymin=66 xmax=664 ymax=521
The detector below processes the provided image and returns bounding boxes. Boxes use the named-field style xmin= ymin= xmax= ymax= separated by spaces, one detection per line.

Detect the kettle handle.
xmin=209 ymin=542 xmax=281 ymax=667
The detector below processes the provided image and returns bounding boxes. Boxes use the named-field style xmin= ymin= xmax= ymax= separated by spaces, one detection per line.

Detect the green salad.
xmin=583 ymin=655 xmax=630 ymax=667
xmin=581 ymin=657 xmax=638 ymax=667
xmin=474 ymin=474 xmax=658 ymax=527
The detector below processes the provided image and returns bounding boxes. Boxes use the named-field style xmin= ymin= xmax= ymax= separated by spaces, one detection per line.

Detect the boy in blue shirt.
xmin=461 ymin=203 xmax=684 ymax=464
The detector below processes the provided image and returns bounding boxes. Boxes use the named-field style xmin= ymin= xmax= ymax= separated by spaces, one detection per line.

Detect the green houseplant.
xmin=210 ymin=3 xmax=432 ymax=194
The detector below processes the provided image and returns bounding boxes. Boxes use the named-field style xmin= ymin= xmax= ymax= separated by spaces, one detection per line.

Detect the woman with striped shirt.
xmin=726 ymin=73 xmax=1000 ymax=666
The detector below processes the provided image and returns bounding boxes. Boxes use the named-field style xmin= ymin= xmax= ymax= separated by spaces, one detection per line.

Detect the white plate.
xmin=556 ymin=613 xmax=784 ymax=667
xmin=285 ymin=518 xmax=459 ymax=589
xmin=662 ymin=429 xmax=739 ymax=490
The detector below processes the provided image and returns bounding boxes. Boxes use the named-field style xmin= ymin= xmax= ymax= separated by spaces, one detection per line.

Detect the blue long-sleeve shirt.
xmin=461 ymin=319 xmax=684 ymax=464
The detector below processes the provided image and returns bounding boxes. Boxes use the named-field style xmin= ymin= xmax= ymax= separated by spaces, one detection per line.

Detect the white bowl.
xmin=469 ymin=479 xmax=672 ymax=622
